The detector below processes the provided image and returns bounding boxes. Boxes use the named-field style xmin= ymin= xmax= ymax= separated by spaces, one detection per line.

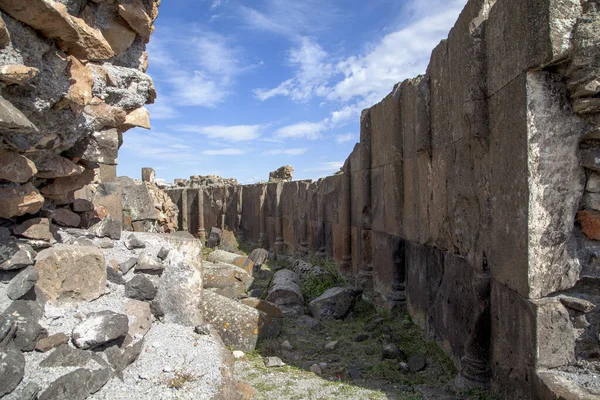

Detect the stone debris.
xmin=268 ymin=165 xmax=294 ymax=183
xmin=6 ymin=266 xmax=38 ymax=300
xmin=72 ymin=311 xmax=129 ymax=350
xmin=308 ymin=287 xmax=362 ymax=320
xmin=264 ymin=356 xmax=285 ymax=368
xmin=265 ymin=269 xmax=304 ymax=316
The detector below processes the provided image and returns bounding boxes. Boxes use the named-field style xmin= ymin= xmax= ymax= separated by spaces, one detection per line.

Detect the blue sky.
xmin=118 ymin=0 xmax=468 ymax=184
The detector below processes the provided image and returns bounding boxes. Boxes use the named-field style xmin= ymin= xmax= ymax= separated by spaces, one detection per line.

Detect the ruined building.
xmin=167 ymin=0 xmax=600 ymax=398
xmin=0 ymin=0 xmax=598 ymax=398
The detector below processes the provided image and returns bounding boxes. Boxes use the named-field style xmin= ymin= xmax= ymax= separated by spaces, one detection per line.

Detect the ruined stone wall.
xmin=167 ymin=0 xmax=600 ymax=398
xmin=0 ymin=0 xmax=158 ymax=232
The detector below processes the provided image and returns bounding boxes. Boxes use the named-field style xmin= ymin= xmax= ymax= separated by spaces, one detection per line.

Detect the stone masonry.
xmin=166 ymin=0 xmax=600 ymax=398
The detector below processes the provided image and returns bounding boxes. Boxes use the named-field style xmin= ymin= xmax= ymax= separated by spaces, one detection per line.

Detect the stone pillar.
xmin=197 ymin=188 xmax=206 ymax=241
xmin=220 ymin=186 xmax=226 ymax=230
xmin=181 ymin=188 xmax=189 ymax=233
xmin=358 ymin=109 xmax=374 ymax=287
xmin=258 ymin=185 xmax=267 ymax=248
xmin=340 ymin=161 xmax=352 ymax=275
xmin=141 ymin=167 xmax=155 ymax=183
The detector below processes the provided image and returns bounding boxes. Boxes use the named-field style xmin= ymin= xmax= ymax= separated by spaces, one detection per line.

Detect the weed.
xmin=167 ymin=369 xmax=199 ymax=389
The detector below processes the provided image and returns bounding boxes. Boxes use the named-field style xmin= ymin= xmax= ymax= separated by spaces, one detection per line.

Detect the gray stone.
xmin=264 ymin=356 xmax=285 ymax=367
xmin=124 ymin=234 xmax=146 ymax=250
xmin=106 ymin=266 xmax=125 ymax=285
xmin=308 ymin=287 xmax=362 ymax=320
xmin=119 ymin=257 xmax=137 ymax=274
xmin=90 ymin=216 xmax=122 ymax=240
xmin=157 ymin=246 xmax=169 ymax=260
xmin=118 ymin=177 xmax=157 ymax=222
xmin=207 ymin=227 xmax=222 ymax=248
xmin=14 ymin=382 xmax=41 ymax=400
xmin=38 ymin=368 xmax=106 ymax=400
xmin=408 ymin=354 xmax=427 ymax=372
xmin=353 ymin=333 xmax=369 ymax=342
xmin=265 ymin=269 xmax=304 ymax=316
xmin=204 ymin=261 xmax=253 ymax=299
xmin=40 ymin=344 xmax=92 ymax=367
xmin=72 ymin=311 xmax=129 ymax=350
xmin=6 ymin=265 xmax=38 ymax=300
xmin=72 ymin=199 xmax=94 ymax=212
xmin=35 ymin=332 xmax=69 ymax=352
xmin=0 ymin=243 xmax=35 ymax=270
xmin=382 ymin=343 xmax=406 ymax=360
xmin=0 ymin=95 xmax=39 ymax=145
xmin=559 ymin=296 xmax=596 ymax=313
xmin=0 ymin=343 xmax=24 ymax=397
xmin=125 ymin=274 xmax=157 ymax=301
xmin=2 ymin=300 xmax=47 ymax=351
xmin=103 ymin=338 xmax=144 ymax=374
xmin=201 ymin=291 xmax=261 ymax=352
xmin=95 ymin=238 xmax=114 ymax=249
xmin=134 ymin=252 xmax=164 ymax=273
xmin=154 ymin=236 xmax=203 ymax=326
xmin=248 ymin=248 xmax=269 ymax=267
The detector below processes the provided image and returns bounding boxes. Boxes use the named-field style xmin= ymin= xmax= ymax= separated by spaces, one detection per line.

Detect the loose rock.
xmin=72 ymin=311 xmax=129 ymax=350
xmin=125 ymin=274 xmax=157 ymax=301
xmin=6 ymin=265 xmax=38 ymax=300
xmin=309 ymin=287 xmax=362 ymax=320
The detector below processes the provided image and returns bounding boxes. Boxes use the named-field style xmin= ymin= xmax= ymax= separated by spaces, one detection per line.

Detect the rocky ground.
xmin=212 ymin=235 xmax=498 ymax=400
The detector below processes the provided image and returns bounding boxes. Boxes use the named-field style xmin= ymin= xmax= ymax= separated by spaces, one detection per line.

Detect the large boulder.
xmin=154 ymin=236 xmax=203 ymax=326
xmin=118 ymin=177 xmax=157 ymax=223
xmin=308 ymin=287 xmax=362 ymax=320
xmin=265 ymin=269 xmax=304 ymax=315
xmin=34 ymin=245 xmax=107 ymax=302
xmin=203 ymin=261 xmax=253 ymax=299
xmin=201 ymin=291 xmax=261 ymax=352
xmin=0 ymin=0 xmax=115 ymax=60
xmin=207 ymin=249 xmax=255 ymax=275
xmin=240 ymin=298 xmax=283 ymax=340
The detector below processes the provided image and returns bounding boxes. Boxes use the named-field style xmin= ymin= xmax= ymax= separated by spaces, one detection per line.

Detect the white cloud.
xmin=146 ymin=28 xmax=245 ymax=109
xmin=262 ymin=148 xmax=308 ymax=155
xmin=329 ymin=3 xmax=464 ymax=102
xmin=202 ymin=148 xmax=247 ymax=156
xmin=176 ymin=124 xmax=264 ymax=142
xmin=335 ymin=133 xmax=354 ymax=144
xmin=254 ymin=37 xmax=333 ymax=102
xmin=252 ymin=1 xmax=464 ymax=107
xmin=168 ymin=71 xmax=227 ymax=107
xmin=147 ymin=95 xmax=181 ymax=120
xmin=211 ymin=0 xmax=222 ymax=9
xmin=239 ymin=0 xmax=341 ymax=39
xmin=275 ymin=122 xmax=325 ymax=140
xmin=121 ymin=131 xmax=198 ymax=162
xmin=304 ymin=161 xmax=344 ymax=178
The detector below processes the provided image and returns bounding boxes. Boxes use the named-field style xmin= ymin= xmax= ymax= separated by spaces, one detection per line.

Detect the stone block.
xmin=491 ymin=281 xmax=536 ymax=400
xmin=401 ymin=76 xmax=431 ymax=159
xmin=487 ymin=0 xmax=582 ymax=95
xmin=372 ymin=231 xmax=404 ymax=298
xmin=370 ymin=89 xmax=402 ymax=169
xmin=34 ymin=245 xmax=106 ymax=302
xmin=406 ymin=242 xmax=444 ymax=334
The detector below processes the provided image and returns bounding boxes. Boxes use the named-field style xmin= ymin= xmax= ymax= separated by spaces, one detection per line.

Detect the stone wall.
xmin=0 ymin=0 xmax=158 ymax=232
xmin=166 ymin=0 xmax=600 ymax=398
